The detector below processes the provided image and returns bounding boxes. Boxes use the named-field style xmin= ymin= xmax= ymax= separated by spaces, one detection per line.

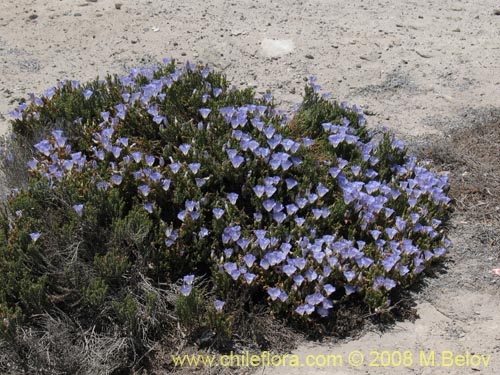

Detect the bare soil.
xmin=0 ymin=0 xmax=499 ymax=374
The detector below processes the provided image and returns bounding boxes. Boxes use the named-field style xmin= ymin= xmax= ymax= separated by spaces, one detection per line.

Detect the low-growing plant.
xmin=0 ymin=59 xmax=451 ymax=372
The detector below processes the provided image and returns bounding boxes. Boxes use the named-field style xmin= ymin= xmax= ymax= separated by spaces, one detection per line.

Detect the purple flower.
xmin=244 ymin=273 xmax=256 ymax=284
xmin=237 ymin=237 xmax=251 ymax=250
xmin=162 ymin=179 xmax=171 ymax=191
xmin=183 ymin=275 xmax=195 ymax=285
xmin=263 ymin=126 xmax=275 ymax=139
xmin=323 ymin=284 xmax=336 ymax=295
xmin=265 ymin=185 xmax=277 ymax=198
xmin=230 ymin=155 xmax=244 ymax=168
xmin=282 ymin=264 xmax=297 ymax=276
xmin=385 ymin=228 xmax=398 ymax=239
xmin=316 ymin=183 xmax=329 ymax=197
xmin=214 ymin=300 xmax=225 ymax=312
xmin=374 ymin=276 xmax=396 ymax=290
xmin=267 ymin=287 xmax=282 ymax=301
xmin=131 ymin=151 xmax=143 ymax=163
xmin=212 ymin=208 xmax=225 ymax=219
xmin=370 ymin=230 xmax=382 ymax=240
xmin=285 ymin=178 xmax=298 ymax=190
xmin=227 ymin=193 xmax=238 ymax=204
xmin=29 ymin=232 xmax=41 ymax=242
xmin=143 ymin=203 xmax=154 ymax=213
xmin=243 ymin=254 xmax=256 ymax=267
xmin=294 ymin=217 xmax=306 ymax=226
xmin=272 ymin=212 xmax=287 ymax=224
xmin=344 ymin=270 xmax=356 ymax=282
xmin=34 ymin=140 xmax=52 ymax=156
xmin=293 ymin=275 xmax=305 ymax=286
xmin=169 ymin=162 xmax=182 ymax=174
xmin=344 ymin=285 xmax=356 ymax=295
xmin=305 ymin=269 xmax=318 ymax=282
xmin=179 ymin=144 xmax=191 ymax=155
xmin=253 ymin=185 xmax=265 ymax=198
xmin=213 ymin=88 xmax=223 ymax=97
xmin=296 ymin=197 xmax=308 ymax=209
xmin=138 ymin=185 xmax=151 ymax=197
xmin=111 ymin=174 xmax=123 ymax=185
xmin=180 ymin=284 xmax=192 ymax=296
xmin=83 ymin=89 xmax=93 ymax=99
xmin=72 ymin=204 xmax=84 ymax=217
xmin=27 ymin=159 xmax=38 ymax=170
xmin=199 ymin=227 xmax=209 ymax=237
xmin=199 ymin=108 xmax=211 ymax=119
xmin=305 ymin=293 xmax=324 ymax=306
xmin=262 ymin=199 xmax=276 ymax=212
xmin=145 ymin=155 xmax=155 ymax=166
xmin=223 ymin=262 xmax=237 ymax=275
xmin=188 ymin=163 xmax=201 ymax=174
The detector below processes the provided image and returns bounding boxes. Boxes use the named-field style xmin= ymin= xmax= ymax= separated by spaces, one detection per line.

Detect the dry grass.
xmin=417 ymin=121 xmax=500 ymax=222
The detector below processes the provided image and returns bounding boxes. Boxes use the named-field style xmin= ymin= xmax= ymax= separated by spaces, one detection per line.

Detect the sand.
xmin=0 ymin=0 xmax=499 ymax=374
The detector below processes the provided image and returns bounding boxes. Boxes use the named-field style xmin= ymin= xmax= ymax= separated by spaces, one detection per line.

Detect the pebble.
xmin=28 ymin=14 xmax=38 ymax=20
xmin=74 ymin=13 xmax=82 ymax=17
xmin=305 ymin=54 xmax=314 ymax=59
xmin=115 ymin=3 xmax=122 ymax=10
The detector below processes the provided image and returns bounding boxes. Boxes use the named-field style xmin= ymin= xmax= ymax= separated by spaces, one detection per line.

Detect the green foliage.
xmin=0 ymin=60 xmax=451 ymax=372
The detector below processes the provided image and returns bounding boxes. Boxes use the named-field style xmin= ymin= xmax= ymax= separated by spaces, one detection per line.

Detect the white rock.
xmin=261 ymin=39 xmax=295 ymax=58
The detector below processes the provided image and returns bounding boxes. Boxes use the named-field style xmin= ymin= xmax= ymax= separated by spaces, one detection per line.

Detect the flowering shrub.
xmin=0 ymin=59 xmax=450 ymax=368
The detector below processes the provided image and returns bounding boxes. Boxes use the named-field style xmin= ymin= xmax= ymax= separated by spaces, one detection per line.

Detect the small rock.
xmin=494 ymin=9 xmax=500 ymax=15
xmin=115 ymin=3 xmax=122 ymax=10
xmin=305 ymin=54 xmax=314 ymax=59
xmin=181 ymin=52 xmax=187 ymax=56
xmin=74 ymin=13 xmax=82 ymax=17
xmin=452 ymin=28 xmax=461 ymax=32
xmin=28 ymin=14 xmax=38 ymax=20
xmin=87 ymin=0 xmax=98 ymax=2
xmin=261 ymin=39 xmax=294 ymax=58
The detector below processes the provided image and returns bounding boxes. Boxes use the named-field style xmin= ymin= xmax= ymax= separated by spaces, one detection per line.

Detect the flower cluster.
xmin=10 ymin=59 xmax=451 ymax=319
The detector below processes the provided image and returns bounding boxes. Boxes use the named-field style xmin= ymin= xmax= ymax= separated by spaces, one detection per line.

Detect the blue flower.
xmin=138 ymin=185 xmax=151 ymax=197
xmin=83 ymin=89 xmax=93 ymax=99
xmin=244 ymin=273 xmax=256 ymax=284
xmin=305 ymin=293 xmax=324 ymax=306
xmin=323 ymin=284 xmax=336 ymax=295
xmin=183 ymin=275 xmax=195 ymax=285
xmin=199 ymin=108 xmax=211 ymax=119
xmin=177 ymin=144 xmax=190 ymax=155
xmin=72 ymin=204 xmax=84 ymax=217
xmin=262 ymin=199 xmax=276 ymax=212
xmin=131 ymin=151 xmax=143 ymax=163
xmin=213 ymin=208 xmax=225 ymax=219
xmin=226 ymin=192 xmax=238 ymax=204
xmin=198 ymin=227 xmax=209 ymax=238
xmin=230 ymin=155 xmax=244 ymax=168
xmin=267 ymin=287 xmax=282 ymax=301
xmin=29 ymin=232 xmax=41 ymax=242
xmin=169 ymin=162 xmax=182 ymax=174
xmin=34 ymin=140 xmax=52 ymax=156
xmin=188 ymin=163 xmax=201 ymax=174
xmin=214 ymin=300 xmax=225 ymax=312
xmin=243 ymin=254 xmax=256 ymax=267
xmin=282 ymin=264 xmax=297 ymax=276
xmin=180 ymin=284 xmax=192 ymax=296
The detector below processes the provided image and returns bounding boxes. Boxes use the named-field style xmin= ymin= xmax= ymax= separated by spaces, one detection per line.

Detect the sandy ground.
xmin=0 ymin=0 xmax=500 ymax=374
